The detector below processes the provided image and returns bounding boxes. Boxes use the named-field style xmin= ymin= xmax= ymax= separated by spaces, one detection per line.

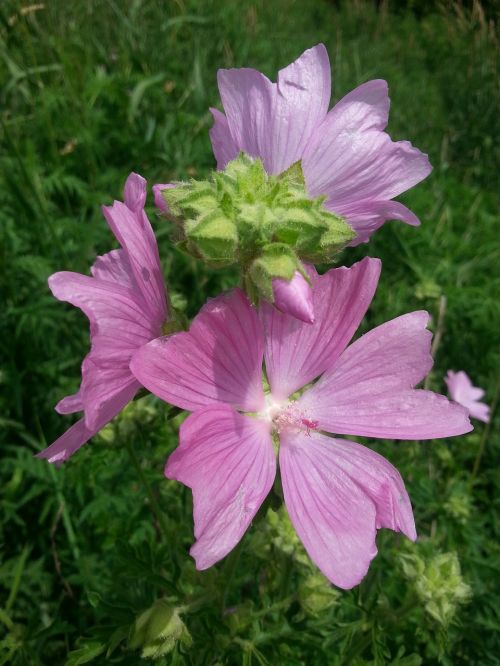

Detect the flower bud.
xmin=129 ymin=600 xmax=192 ymax=658
xmin=160 ymin=153 xmax=355 ymax=316
xmin=400 ymin=549 xmax=471 ymax=625
xmin=298 ymin=572 xmax=340 ymax=615
xmin=272 ymin=271 xmax=314 ymax=323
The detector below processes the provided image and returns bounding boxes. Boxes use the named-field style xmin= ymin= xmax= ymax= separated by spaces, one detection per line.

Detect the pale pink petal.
xmin=37 ymin=381 xmax=135 ymax=464
xmin=79 ymin=359 xmax=139 ymax=430
xmin=317 ymin=437 xmax=416 ymax=540
xmin=102 ymin=193 xmax=167 ymax=326
xmin=124 ymin=172 xmax=147 ymax=212
xmin=302 ymin=79 xmax=431 ymax=205
xmin=279 ymin=429 xmax=378 ymax=589
xmin=49 ymin=271 xmax=154 ymax=428
xmin=49 ymin=272 xmax=157 ymax=361
xmin=272 ymin=271 xmax=314 ymax=323
xmin=130 ymin=289 xmax=265 ymax=412
xmin=218 ymin=44 xmax=331 ymax=175
xmin=331 ymin=200 xmax=420 ymax=246
xmin=91 ymin=249 xmax=135 ymax=289
xmin=152 ymin=183 xmax=175 ymax=213
xmin=55 ymin=392 xmax=83 ymax=415
xmin=165 ymin=405 xmax=275 ymax=569
xmin=445 ymin=370 xmax=490 ymax=423
xmin=36 ymin=419 xmax=94 ymax=465
xmin=261 ymin=257 xmax=381 ymax=400
xmin=300 ymin=312 xmax=472 ymax=439
xmin=209 ymin=108 xmax=240 ymax=170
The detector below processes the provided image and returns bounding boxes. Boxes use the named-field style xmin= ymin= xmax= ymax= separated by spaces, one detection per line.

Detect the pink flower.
xmin=209 ymin=44 xmax=432 ymax=245
xmin=37 ymin=173 xmax=169 ymax=464
xmin=130 ymin=258 xmax=471 ymax=589
xmin=445 ymin=371 xmax=490 ymax=423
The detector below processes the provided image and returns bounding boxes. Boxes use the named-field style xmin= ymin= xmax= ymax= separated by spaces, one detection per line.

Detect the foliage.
xmin=0 ymin=0 xmax=498 ymax=664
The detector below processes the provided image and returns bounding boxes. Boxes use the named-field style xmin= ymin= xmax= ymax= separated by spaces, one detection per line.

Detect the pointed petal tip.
xmin=124 ymin=172 xmax=147 ymax=211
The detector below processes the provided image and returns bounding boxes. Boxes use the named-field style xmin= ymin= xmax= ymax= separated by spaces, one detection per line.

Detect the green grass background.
xmin=0 ymin=0 xmax=498 ymax=664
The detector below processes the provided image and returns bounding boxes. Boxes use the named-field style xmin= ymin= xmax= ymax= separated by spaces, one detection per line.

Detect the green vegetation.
xmin=0 ymin=1 xmax=498 ymax=664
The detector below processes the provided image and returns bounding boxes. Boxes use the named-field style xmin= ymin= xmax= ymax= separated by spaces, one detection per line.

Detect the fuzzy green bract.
xmin=163 ymin=153 xmax=355 ymax=301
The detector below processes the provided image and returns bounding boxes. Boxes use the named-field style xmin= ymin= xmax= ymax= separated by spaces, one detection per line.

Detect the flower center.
xmin=259 ymin=395 xmax=318 ymax=435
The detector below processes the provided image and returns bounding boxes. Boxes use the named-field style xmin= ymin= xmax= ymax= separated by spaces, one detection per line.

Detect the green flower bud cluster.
xmin=399 ymin=550 xmax=471 ymax=625
xmin=298 ymin=572 xmax=340 ymax=616
xmin=162 ymin=153 xmax=355 ymax=302
xmin=443 ymin=481 xmax=472 ymax=524
xmin=129 ymin=600 xmax=192 ymax=659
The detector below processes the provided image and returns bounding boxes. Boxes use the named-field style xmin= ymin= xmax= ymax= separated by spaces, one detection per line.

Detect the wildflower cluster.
xmin=38 ymin=43 xmax=489 ymax=605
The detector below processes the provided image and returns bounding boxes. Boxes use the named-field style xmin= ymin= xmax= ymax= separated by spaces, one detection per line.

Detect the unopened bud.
xmin=129 ymin=600 xmax=192 ymax=659
xmin=298 ymin=572 xmax=340 ymax=615
xmin=159 ymin=153 xmax=355 ymax=316
xmin=272 ymin=271 xmax=314 ymax=323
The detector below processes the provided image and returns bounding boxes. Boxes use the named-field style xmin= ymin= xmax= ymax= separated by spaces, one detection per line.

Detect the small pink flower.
xmin=131 ymin=258 xmax=471 ymax=589
xmin=445 ymin=371 xmax=490 ymax=423
xmin=209 ymin=44 xmax=432 ymax=245
xmin=37 ymin=173 xmax=169 ymax=464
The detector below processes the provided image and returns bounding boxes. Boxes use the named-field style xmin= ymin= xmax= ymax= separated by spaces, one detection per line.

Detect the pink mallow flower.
xmin=209 ymin=43 xmax=432 ymax=245
xmin=37 ymin=173 xmax=169 ymax=464
xmin=445 ymin=371 xmax=490 ymax=423
xmin=130 ymin=258 xmax=471 ymax=589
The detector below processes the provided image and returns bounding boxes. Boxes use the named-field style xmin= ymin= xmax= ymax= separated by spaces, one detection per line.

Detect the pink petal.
xmin=209 ymin=108 xmax=240 ymax=170
xmin=165 ymin=405 xmax=275 ymax=569
xmin=55 ymin=392 xmax=83 ymax=415
xmin=261 ymin=257 xmax=381 ymax=400
xmin=37 ymin=379 xmax=135 ymax=464
xmin=124 ymin=172 xmax=147 ymax=212
xmin=217 ymin=44 xmax=331 ymax=175
xmin=152 ymin=183 xmax=175 ymax=213
xmin=279 ymin=430 xmax=378 ymax=589
xmin=130 ymin=289 xmax=265 ymax=412
xmin=445 ymin=370 xmax=490 ymax=423
xmin=303 ymin=80 xmax=431 ymax=204
xmin=300 ymin=312 xmax=472 ymax=439
xmin=49 ymin=272 xmax=153 ymax=429
xmin=331 ymin=200 xmax=420 ymax=246
xmin=272 ymin=271 xmax=314 ymax=323
xmin=317 ymin=436 xmax=416 ymax=539
xmin=91 ymin=249 xmax=135 ymax=289
xmin=102 ymin=185 xmax=167 ymax=326
xmin=49 ymin=272 xmax=157 ymax=360
xmin=36 ymin=418 xmax=94 ymax=465
xmin=79 ymin=359 xmax=139 ymax=430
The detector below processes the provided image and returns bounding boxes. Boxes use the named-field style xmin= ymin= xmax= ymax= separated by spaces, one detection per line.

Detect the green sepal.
xmin=185 ymin=212 xmax=238 ymax=266
xmin=161 ymin=153 xmax=357 ymax=286
xmin=278 ymin=160 xmax=306 ymax=187
xmin=249 ymin=243 xmax=301 ymax=301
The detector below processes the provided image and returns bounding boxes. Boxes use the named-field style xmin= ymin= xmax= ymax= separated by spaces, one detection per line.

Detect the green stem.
xmin=124 ymin=439 xmax=170 ymax=542
xmin=5 ymin=545 xmax=30 ymax=613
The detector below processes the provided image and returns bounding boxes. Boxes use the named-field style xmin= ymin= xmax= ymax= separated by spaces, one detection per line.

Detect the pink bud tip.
xmin=153 ymin=183 xmax=175 ymax=213
xmin=272 ymin=271 xmax=315 ymax=324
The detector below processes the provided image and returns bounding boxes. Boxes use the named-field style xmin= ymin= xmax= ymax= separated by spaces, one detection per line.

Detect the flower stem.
xmin=124 ymin=439 xmax=170 ymax=542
